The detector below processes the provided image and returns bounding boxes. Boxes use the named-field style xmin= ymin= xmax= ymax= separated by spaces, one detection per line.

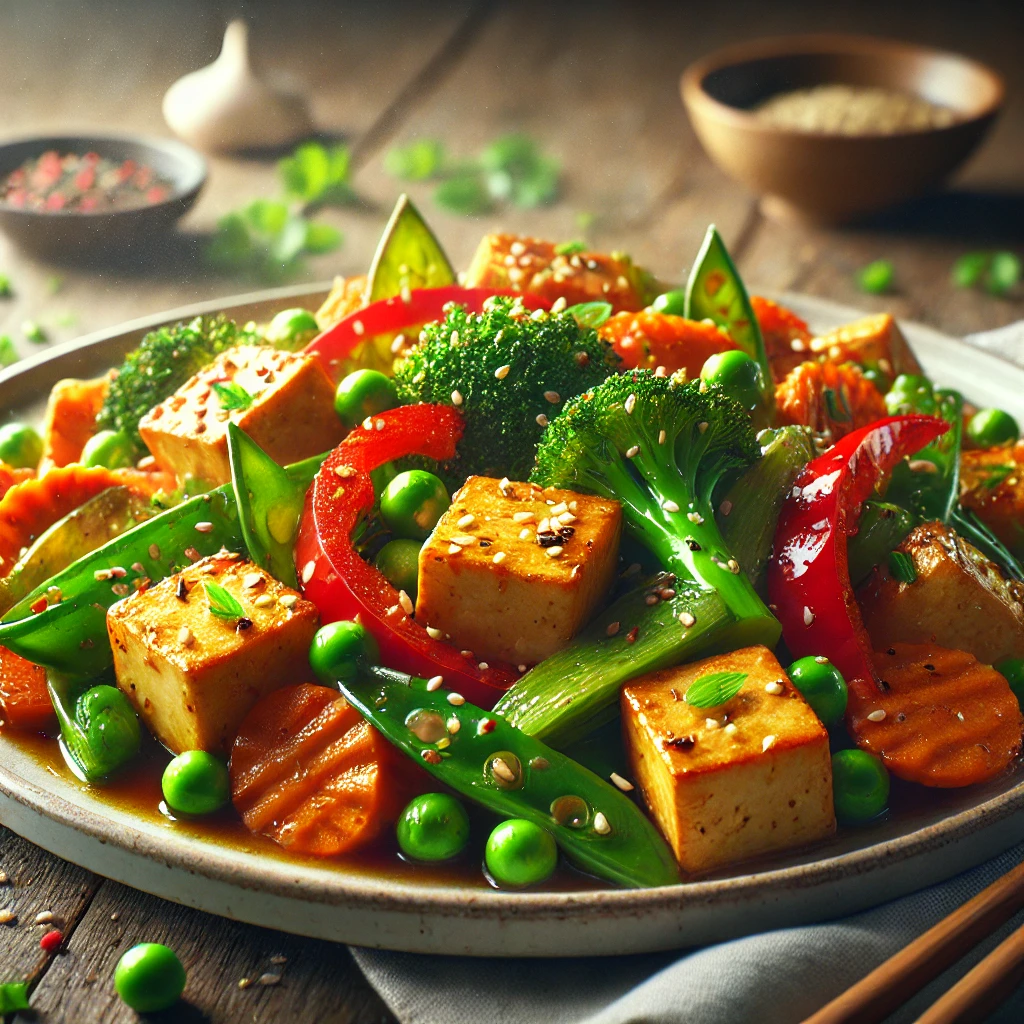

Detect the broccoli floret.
xmin=97 ymin=315 xmax=259 ymax=458
xmin=392 ymin=296 xmax=618 ymax=488
xmin=496 ymin=372 xmax=782 ymax=745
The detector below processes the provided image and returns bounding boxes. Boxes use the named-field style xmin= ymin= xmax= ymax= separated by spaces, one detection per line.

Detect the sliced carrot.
xmin=598 ymin=310 xmax=736 ymax=378
xmin=230 ymin=684 xmax=422 ymax=857
xmin=0 ymin=463 xmax=35 ymax=502
xmin=846 ymin=644 xmax=1023 ymax=788
xmin=775 ymin=360 xmax=888 ymax=442
xmin=751 ymin=295 xmax=812 ymax=383
xmin=37 ymin=376 xmax=109 ymax=474
xmin=109 ymin=467 xmax=178 ymax=497
xmin=0 ymin=645 xmax=52 ymax=731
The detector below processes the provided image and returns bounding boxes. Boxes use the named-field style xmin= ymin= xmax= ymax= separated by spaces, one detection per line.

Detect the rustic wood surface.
xmin=0 ymin=0 xmax=1021 ymax=1020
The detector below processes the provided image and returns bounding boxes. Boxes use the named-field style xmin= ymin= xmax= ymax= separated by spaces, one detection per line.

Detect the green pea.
xmin=832 ymin=749 xmax=889 ymax=824
xmin=485 ymin=818 xmax=558 ymax=888
xmin=885 ymin=374 xmax=935 ymax=416
xmin=114 ymin=943 xmax=186 ymax=1013
xmin=650 ymin=290 xmax=688 ymax=317
xmin=995 ymin=658 xmax=1024 ymax=710
xmin=397 ymin=793 xmax=470 ymax=862
xmin=380 ymin=470 xmax=449 ymax=541
xmin=700 ymin=349 xmax=765 ymax=415
xmin=860 ymin=366 xmax=891 ymax=395
xmin=967 ymin=408 xmax=1019 ymax=448
xmin=0 ymin=422 xmax=42 ymax=469
xmin=310 ymin=620 xmax=380 ymax=686
xmin=857 ymin=259 xmax=895 ymax=295
xmin=265 ymin=307 xmax=320 ymax=351
xmin=787 ymin=656 xmax=848 ymax=727
xmin=161 ymin=751 xmax=231 ymax=816
xmin=80 ymin=428 xmax=135 ymax=469
xmin=335 ymin=369 xmax=399 ymax=428
xmin=375 ymin=539 xmax=422 ymax=600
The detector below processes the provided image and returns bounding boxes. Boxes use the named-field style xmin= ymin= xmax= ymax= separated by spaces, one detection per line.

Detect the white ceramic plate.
xmin=0 ymin=287 xmax=1021 ymax=957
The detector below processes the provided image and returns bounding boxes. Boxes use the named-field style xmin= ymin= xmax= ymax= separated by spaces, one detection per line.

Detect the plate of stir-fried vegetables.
xmin=0 ymin=196 xmax=1022 ymax=956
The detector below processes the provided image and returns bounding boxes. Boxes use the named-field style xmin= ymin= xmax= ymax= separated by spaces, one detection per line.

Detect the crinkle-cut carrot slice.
xmin=775 ymin=360 xmax=888 ymax=442
xmin=846 ymin=643 xmax=1023 ymax=788
xmin=0 ymin=463 xmax=35 ymax=502
xmin=751 ymin=295 xmax=812 ymax=383
xmin=37 ymin=376 xmax=109 ymax=474
xmin=0 ymin=645 xmax=52 ymax=731
xmin=598 ymin=310 xmax=736 ymax=378
xmin=230 ymin=684 xmax=421 ymax=857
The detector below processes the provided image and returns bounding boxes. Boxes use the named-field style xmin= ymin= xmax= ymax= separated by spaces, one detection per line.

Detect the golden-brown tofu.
xmin=415 ymin=476 xmax=621 ymax=665
xmin=960 ymin=444 xmax=1024 ymax=559
xmin=859 ymin=521 xmax=1024 ymax=665
xmin=107 ymin=553 xmax=319 ymax=754
xmin=139 ymin=345 xmax=345 ymax=485
xmin=464 ymin=233 xmax=654 ymax=313
xmin=807 ymin=313 xmax=923 ymax=377
xmin=621 ymin=646 xmax=834 ymax=875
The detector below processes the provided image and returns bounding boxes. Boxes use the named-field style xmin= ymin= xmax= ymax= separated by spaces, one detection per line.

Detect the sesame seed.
xmin=654 ymin=365 xmax=668 ymax=378
xmin=34 ymin=911 xmax=54 ymax=924
xmin=645 ymin=594 xmax=659 ymax=606
xmin=450 ymin=534 xmax=477 ymax=547
xmin=178 ymin=626 xmax=194 ymax=648
xmin=606 ymin=621 xmax=621 ymax=636
xmin=550 ymin=502 xmax=568 ymax=516
xmin=499 ymin=477 xmax=512 ymax=494
xmin=624 ymin=393 xmax=637 ymax=415
xmin=687 ymin=511 xmax=704 ymax=525
xmin=426 ymin=676 xmax=444 ymax=692
xmin=724 ymin=723 xmax=738 ymax=736
xmin=659 ymin=588 xmax=676 ymax=599
xmin=957 ymin=711 xmax=965 ymax=721
xmin=426 ymin=626 xmax=443 ymax=640
xmin=626 ymin=445 xmax=640 ymax=459
xmin=421 ymin=749 xmax=442 ymax=765
xmin=698 ymin=421 xmax=709 ymax=433
xmin=551 ymin=297 xmax=567 ymax=312
xmin=815 ymin=656 xmax=829 ymax=664
xmin=495 ymin=364 xmax=511 ymax=380
xmin=492 ymin=551 xmax=507 ymax=565
xmin=352 ymin=319 xmax=365 ymax=336
xmin=908 ymin=459 xmax=938 ymax=474
xmin=478 ymin=662 xmax=489 ymax=670
xmin=536 ymin=413 xmax=549 ymax=427
xmin=398 ymin=590 xmax=414 ymax=615
xmin=148 ymin=544 xmax=161 ymax=560
xmin=762 ymin=735 xmax=777 ymax=752
xmin=720 ymin=500 xmax=733 ymax=516
xmin=537 ymin=517 xmax=552 ymax=533
xmin=254 ymin=594 xmax=274 ymax=608
xmin=334 ymin=465 xmax=356 ymax=479
xmin=363 ymin=416 xmax=374 ymax=430
xmin=610 ymin=772 xmax=634 ymax=792
xmin=679 ymin=612 xmax=696 ymax=628
xmin=545 ymin=546 xmax=564 ymax=558
xmin=451 ymin=390 xmax=464 ymax=406
xmin=518 ymin=528 xmax=532 ymax=540
xmin=243 ymin=572 xmax=262 ymax=589
xmin=867 ymin=709 xmax=887 ymax=722
xmin=279 ymin=594 xmax=298 ymax=609
xmin=456 ymin=514 xmax=477 ymax=531
xmin=558 ymin=512 xmax=577 ymax=525
xmin=94 ymin=569 xmax=113 ymax=581
xmin=447 ymin=717 xmax=461 ymax=735
xmin=544 ymin=390 xmax=561 ymax=404
xmin=803 ymin=606 xmax=815 ymax=626
xmin=727 ymin=559 xmax=741 ymax=574
xmin=448 ymin=543 xmax=463 ymax=555
xmin=593 ymin=812 xmax=611 ymax=835
xmin=301 ymin=561 xmax=316 ymax=584
xmin=658 ymin=429 xmax=667 ymax=445
xmin=447 ymin=692 xmax=466 ymax=706
xmin=131 ymin=562 xmax=145 ymax=573
xmin=0 ymin=910 xmax=14 ymax=924
xmin=765 ymin=681 xmax=784 ymax=695
xmin=0 ymin=871 xmax=7 ymax=883
xmin=662 ymin=500 xmax=680 ymax=513
xmin=258 ymin=973 xmax=282 ymax=986
xmin=513 ymin=511 xmax=535 ymax=523
xmin=492 ymin=757 xmax=516 ymax=784
xmin=510 ymin=241 xmax=526 ymax=256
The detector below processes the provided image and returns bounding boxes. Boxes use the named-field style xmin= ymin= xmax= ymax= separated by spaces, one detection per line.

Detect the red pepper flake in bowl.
xmin=1 ymin=151 xmax=174 ymax=214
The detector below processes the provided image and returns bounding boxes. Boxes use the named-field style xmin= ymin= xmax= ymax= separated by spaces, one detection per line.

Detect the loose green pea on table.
xmin=114 ymin=943 xmax=186 ymax=1013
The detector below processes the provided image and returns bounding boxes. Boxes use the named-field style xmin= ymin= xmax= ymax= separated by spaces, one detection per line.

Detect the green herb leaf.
xmin=434 ymin=172 xmax=492 ymax=216
xmin=0 ymin=273 xmax=12 ymax=298
xmin=980 ymin=463 xmax=1014 ymax=490
xmin=566 ymin=301 xmax=613 ymax=329
xmin=823 ymin=385 xmax=853 ymax=423
xmin=0 ymin=335 xmax=17 ymax=368
xmin=385 ymin=139 xmax=447 ymax=181
xmin=555 ymin=240 xmax=586 ymax=256
xmin=480 ymin=135 xmax=560 ymax=209
xmin=684 ymin=671 xmax=747 ymax=709
xmin=0 ymin=981 xmax=29 ymax=1013
xmin=212 ymin=381 xmax=255 ymax=412
xmin=888 ymin=550 xmax=917 ymax=583
xmin=952 ymin=252 xmax=989 ymax=289
xmin=22 ymin=320 xmax=46 ymax=344
xmin=46 ymin=274 xmax=64 ymax=296
xmin=204 ymin=581 xmax=245 ymax=620
xmin=858 ymin=259 xmax=895 ymax=295
xmin=303 ymin=221 xmax=343 ymax=255
xmin=986 ymin=251 xmax=1022 ymax=297
xmin=279 ymin=141 xmax=352 ymax=206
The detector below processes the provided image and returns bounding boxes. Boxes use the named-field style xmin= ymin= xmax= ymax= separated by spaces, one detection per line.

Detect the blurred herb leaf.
xmin=857 ymin=259 xmax=895 ymax=295
xmin=385 ymin=139 xmax=447 ymax=181
xmin=278 ymin=142 xmax=353 ymax=206
xmin=555 ymin=240 xmax=586 ymax=256
xmin=0 ymin=273 xmax=12 ymax=298
xmin=434 ymin=172 xmax=493 ymax=216
xmin=986 ymin=252 xmax=1022 ymax=297
xmin=0 ymin=335 xmax=17 ymax=367
xmin=481 ymin=134 xmax=560 ymax=208
xmin=952 ymin=252 xmax=989 ymax=289
xmin=22 ymin=320 xmax=46 ymax=344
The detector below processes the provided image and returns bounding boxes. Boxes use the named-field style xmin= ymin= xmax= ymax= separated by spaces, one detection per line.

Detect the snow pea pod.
xmin=846 ymin=501 xmax=918 ymax=586
xmin=338 ymin=665 xmax=681 ymax=889
xmin=685 ymin=225 xmax=772 ymax=407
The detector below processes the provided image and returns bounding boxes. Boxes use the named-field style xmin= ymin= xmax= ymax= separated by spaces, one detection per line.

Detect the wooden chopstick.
xmin=915 ymin=921 xmax=1024 ymax=1024
xmin=803 ymin=858 xmax=1024 ymax=1024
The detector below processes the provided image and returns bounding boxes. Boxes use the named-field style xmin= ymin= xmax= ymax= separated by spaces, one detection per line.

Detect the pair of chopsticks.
xmin=805 ymin=858 xmax=1024 ymax=1024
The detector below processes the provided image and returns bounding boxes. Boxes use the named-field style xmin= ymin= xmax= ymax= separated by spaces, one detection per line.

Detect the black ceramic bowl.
xmin=0 ymin=133 xmax=206 ymax=260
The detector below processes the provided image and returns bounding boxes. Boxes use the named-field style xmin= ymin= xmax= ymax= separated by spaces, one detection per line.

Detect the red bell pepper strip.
xmin=767 ymin=415 xmax=948 ymax=690
xmin=294 ymin=403 xmax=518 ymax=708
xmin=303 ymin=286 xmax=551 ymax=379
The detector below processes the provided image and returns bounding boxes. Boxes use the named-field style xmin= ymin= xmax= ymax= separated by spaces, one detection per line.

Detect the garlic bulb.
xmin=162 ymin=20 xmax=313 ymax=153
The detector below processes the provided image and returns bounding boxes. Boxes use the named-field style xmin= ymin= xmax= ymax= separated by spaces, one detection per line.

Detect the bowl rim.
xmin=681 ymin=32 xmax=1006 ymax=141
xmin=0 ymin=131 xmax=208 ymax=220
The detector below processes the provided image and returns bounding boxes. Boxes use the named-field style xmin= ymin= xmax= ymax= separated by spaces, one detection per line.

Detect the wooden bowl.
xmin=681 ymin=34 xmax=1005 ymax=225
xmin=0 ymin=134 xmax=206 ymax=260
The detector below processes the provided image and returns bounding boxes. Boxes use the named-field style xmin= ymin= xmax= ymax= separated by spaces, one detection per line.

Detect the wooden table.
xmin=0 ymin=1 xmax=1021 ymax=1020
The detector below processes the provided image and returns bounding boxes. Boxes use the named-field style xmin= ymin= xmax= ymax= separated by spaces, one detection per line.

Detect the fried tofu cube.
xmin=415 ymin=476 xmax=621 ymax=665
xmin=464 ymin=233 xmax=653 ymax=313
xmin=621 ymin=646 xmax=834 ymax=875
xmin=960 ymin=444 xmax=1024 ymax=559
xmin=139 ymin=345 xmax=345 ymax=485
xmin=858 ymin=521 xmax=1024 ymax=665
xmin=808 ymin=313 xmax=923 ymax=377
xmin=107 ymin=553 xmax=319 ymax=754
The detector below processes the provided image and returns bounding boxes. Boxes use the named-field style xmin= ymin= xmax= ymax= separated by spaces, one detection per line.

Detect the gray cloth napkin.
xmin=351 ymin=322 xmax=1024 ymax=1024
